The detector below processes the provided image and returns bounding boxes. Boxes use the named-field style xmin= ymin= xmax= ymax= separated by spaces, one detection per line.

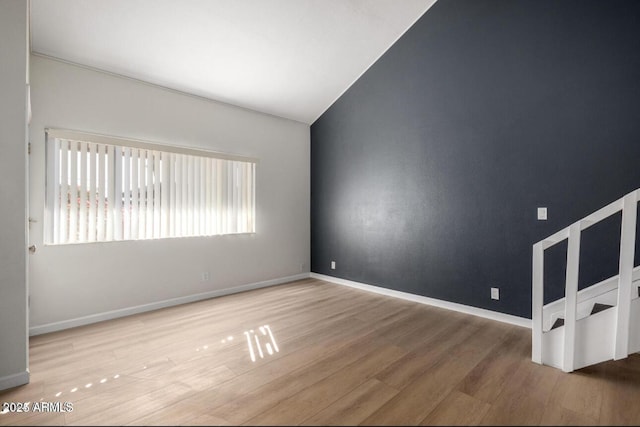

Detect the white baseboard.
xmin=30 ymin=272 xmax=530 ymax=336
xmin=311 ymin=273 xmax=531 ymax=329
xmin=29 ymin=273 xmax=310 ymax=336
xmin=0 ymin=371 xmax=30 ymax=391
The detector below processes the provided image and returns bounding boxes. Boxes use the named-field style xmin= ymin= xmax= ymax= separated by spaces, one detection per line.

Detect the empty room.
xmin=2 ymin=0 xmax=640 ymax=425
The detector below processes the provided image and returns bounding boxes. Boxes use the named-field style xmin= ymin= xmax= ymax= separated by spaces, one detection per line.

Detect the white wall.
xmin=0 ymin=0 xmax=29 ymax=389
xmin=29 ymin=55 xmax=310 ymax=331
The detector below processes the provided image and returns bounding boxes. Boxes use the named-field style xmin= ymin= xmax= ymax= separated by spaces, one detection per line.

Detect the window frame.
xmin=44 ymin=128 xmax=258 ymax=245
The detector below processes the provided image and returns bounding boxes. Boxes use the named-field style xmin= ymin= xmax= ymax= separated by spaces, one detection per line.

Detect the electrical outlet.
xmin=331 ymin=261 xmax=336 ymax=270
xmin=491 ymin=287 xmax=499 ymax=300
xmin=201 ymin=272 xmax=210 ymax=282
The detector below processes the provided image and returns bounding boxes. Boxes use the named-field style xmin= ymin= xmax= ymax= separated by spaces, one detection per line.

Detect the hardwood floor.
xmin=2 ymin=278 xmax=640 ymax=425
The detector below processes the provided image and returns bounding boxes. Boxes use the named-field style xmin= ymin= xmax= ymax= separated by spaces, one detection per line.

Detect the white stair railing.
xmin=532 ymin=188 xmax=639 ymax=372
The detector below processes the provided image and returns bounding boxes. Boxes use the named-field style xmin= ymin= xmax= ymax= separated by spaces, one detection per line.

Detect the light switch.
xmin=537 ymin=207 xmax=547 ymax=221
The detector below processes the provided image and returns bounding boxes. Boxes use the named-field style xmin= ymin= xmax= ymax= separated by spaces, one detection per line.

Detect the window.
xmin=45 ymin=129 xmax=256 ymax=245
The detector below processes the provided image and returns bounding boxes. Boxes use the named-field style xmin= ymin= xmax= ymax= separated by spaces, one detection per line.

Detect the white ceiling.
xmin=30 ymin=0 xmax=436 ymax=124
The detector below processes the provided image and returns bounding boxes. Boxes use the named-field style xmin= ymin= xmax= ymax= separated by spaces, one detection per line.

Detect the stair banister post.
xmin=614 ymin=191 xmax=638 ymax=360
xmin=532 ymin=242 xmax=544 ymax=364
xmin=563 ymin=222 xmax=581 ymax=373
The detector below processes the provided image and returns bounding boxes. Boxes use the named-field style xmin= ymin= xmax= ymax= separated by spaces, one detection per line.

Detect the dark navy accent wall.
xmin=310 ymin=0 xmax=640 ymax=319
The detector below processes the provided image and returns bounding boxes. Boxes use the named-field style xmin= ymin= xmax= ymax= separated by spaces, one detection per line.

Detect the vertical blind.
xmin=45 ymin=130 xmax=256 ymax=245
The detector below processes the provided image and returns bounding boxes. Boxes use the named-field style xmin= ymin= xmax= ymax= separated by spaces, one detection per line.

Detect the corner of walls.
xmin=310 ymin=273 xmax=531 ymax=329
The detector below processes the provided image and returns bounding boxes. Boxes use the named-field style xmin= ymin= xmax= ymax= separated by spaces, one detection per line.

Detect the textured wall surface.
xmin=311 ymin=0 xmax=640 ymax=318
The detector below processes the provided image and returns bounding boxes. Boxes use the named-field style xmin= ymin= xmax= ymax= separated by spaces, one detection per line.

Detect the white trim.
xmin=544 ymin=275 xmax=618 ymax=314
xmin=29 ymin=273 xmax=309 ymax=336
xmin=311 ymin=273 xmax=531 ymax=329
xmin=541 ymin=266 xmax=640 ymax=329
xmin=0 ymin=371 xmax=30 ymax=392
xmin=532 ymin=242 xmax=544 ymax=363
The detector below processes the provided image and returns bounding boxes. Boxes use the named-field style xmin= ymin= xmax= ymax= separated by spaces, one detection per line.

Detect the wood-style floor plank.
xmin=245 ymin=343 xmax=407 ymax=425
xmin=420 ymin=390 xmax=491 ymax=426
xmin=210 ymin=333 xmax=388 ymax=424
xmin=2 ymin=278 xmax=640 ymax=426
xmin=300 ymin=379 xmax=398 ymax=426
xmin=478 ymin=356 xmax=557 ymax=426
xmin=362 ymin=317 xmax=513 ymax=426
xmin=457 ymin=327 xmax=530 ymax=403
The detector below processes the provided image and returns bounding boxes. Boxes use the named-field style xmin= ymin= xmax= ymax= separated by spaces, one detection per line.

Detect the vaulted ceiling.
xmin=30 ymin=0 xmax=436 ymax=124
